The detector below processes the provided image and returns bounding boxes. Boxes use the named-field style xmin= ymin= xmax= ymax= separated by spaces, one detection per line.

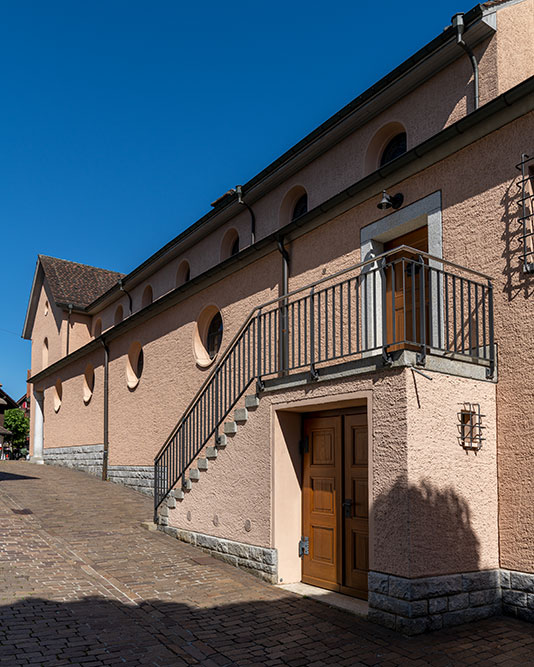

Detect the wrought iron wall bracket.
xmin=416 ymin=349 xmax=427 ymax=366
xmin=382 ymin=347 xmax=393 ymax=366
xmin=256 ymin=377 xmax=265 ymax=393
xmin=309 ymin=365 xmax=319 ymax=382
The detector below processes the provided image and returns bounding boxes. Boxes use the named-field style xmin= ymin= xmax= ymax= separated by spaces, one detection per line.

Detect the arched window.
xmin=53 ymin=378 xmax=63 ymax=412
xmin=364 ymin=122 xmax=407 ymax=174
xmin=380 ymin=132 xmax=407 ymax=167
xmin=292 ymin=193 xmax=308 ymax=221
xmin=280 ymin=185 xmax=308 ymax=226
xmin=126 ymin=341 xmax=144 ymax=390
xmin=221 ymin=228 xmax=240 ymax=261
xmin=42 ymin=338 xmax=49 ymax=368
xmin=141 ymin=285 xmax=153 ymax=309
xmin=194 ymin=305 xmax=223 ymax=366
xmin=176 ymin=260 xmax=191 ymax=287
xmin=114 ymin=305 xmax=124 ymax=326
xmin=231 ymin=236 xmax=240 ymax=256
xmin=206 ymin=312 xmax=223 ymax=359
xmin=93 ymin=318 xmax=102 ymax=337
xmin=83 ymin=364 xmax=95 ymax=404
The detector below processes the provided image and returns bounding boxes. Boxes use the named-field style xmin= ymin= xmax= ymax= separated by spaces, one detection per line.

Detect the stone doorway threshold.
xmin=277 ymin=582 xmax=368 ymax=617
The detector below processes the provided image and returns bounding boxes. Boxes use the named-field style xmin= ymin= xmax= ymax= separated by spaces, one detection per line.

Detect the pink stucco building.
xmin=23 ymin=0 xmax=534 ymax=634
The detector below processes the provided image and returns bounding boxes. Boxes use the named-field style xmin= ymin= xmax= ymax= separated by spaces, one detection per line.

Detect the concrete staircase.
xmin=159 ymin=394 xmax=260 ymax=514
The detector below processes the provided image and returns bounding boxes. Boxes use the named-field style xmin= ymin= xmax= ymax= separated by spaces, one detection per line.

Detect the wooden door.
xmin=384 ymin=227 xmax=428 ymax=349
xmin=302 ymin=416 xmax=342 ymax=591
xmin=302 ymin=411 xmax=369 ymax=599
xmin=342 ymin=414 xmax=369 ymax=599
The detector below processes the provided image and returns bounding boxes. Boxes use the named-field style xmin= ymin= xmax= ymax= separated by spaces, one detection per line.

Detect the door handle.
xmin=342 ymin=499 xmax=352 ymax=518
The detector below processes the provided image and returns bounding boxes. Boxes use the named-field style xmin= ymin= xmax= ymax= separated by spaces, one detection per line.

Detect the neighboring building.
xmin=22 ymin=1 xmax=534 ymax=634
xmin=0 ymin=385 xmax=18 ymax=459
xmin=17 ymin=371 xmax=32 ymax=421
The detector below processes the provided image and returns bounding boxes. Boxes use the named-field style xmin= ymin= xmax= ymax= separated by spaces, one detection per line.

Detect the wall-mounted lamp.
xmin=377 ymin=190 xmax=404 ymax=210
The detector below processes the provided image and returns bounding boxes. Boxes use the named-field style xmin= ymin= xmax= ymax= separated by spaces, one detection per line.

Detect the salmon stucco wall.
xmin=31 ymin=281 xmax=64 ymax=376
xmin=167 ymin=367 xmax=497 ymax=583
xmin=37 ymin=347 xmax=105 ymax=450
xmin=106 ymin=252 xmax=280 ymax=468
xmin=496 ymin=0 xmax=534 ymax=95
xmin=404 ymin=371 xmax=498 ymax=578
xmin=167 ymin=372 xmax=405 ymax=559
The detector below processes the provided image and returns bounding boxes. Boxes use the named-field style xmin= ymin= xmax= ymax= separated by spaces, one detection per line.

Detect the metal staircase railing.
xmin=154 ymin=246 xmax=494 ymax=515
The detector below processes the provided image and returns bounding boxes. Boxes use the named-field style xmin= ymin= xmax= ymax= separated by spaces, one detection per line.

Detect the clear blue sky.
xmin=1 ymin=0 xmax=472 ymax=400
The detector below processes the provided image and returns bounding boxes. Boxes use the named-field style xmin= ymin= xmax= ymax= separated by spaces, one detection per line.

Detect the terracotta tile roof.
xmin=39 ymin=255 xmax=125 ymax=309
xmin=483 ymin=0 xmax=513 ymax=6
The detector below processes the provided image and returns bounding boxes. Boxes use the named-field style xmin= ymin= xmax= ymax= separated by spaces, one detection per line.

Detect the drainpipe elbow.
xmin=451 ymin=12 xmax=479 ymax=110
xmin=118 ymin=278 xmax=133 ymax=314
xmin=236 ymin=185 xmax=256 ymax=245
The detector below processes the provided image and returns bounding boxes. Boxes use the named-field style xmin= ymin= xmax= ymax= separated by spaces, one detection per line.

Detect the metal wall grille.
xmin=457 ymin=402 xmax=485 ymax=451
xmin=517 ymin=153 xmax=534 ymax=273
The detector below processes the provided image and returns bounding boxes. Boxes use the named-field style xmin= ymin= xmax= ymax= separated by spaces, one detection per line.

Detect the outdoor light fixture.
xmin=377 ymin=190 xmax=404 ymax=210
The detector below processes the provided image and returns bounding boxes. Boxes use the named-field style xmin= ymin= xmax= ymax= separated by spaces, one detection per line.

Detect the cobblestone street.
xmin=1 ymin=462 xmax=533 ymax=666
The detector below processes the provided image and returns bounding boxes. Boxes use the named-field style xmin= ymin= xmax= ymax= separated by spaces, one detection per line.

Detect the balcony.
xmin=255 ymin=245 xmax=494 ymax=381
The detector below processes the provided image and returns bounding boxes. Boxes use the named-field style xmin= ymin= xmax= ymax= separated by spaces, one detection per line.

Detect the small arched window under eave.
xmin=114 ymin=304 xmax=124 ymax=326
xmin=221 ymin=228 xmax=240 ymax=262
xmin=141 ymin=285 xmax=153 ymax=309
xmin=380 ymin=132 xmax=407 ymax=167
xmin=292 ymin=193 xmax=308 ymax=221
xmin=176 ymin=260 xmax=191 ymax=287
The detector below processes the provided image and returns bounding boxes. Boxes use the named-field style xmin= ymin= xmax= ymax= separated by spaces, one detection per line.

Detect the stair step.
xmin=245 ymin=395 xmax=260 ymax=409
xmin=216 ymin=434 xmax=227 ymax=448
xmin=224 ymin=421 xmax=238 ymax=435
xmin=175 ymin=489 xmax=184 ymax=501
xmin=159 ymin=504 xmax=169 ymax=518
xmin=167 ymin=494 xmax=177 ymax=509
xmin=197 ymin=458 xmax=208 ymax=471
xmin=206 ymin=446 xmax=218 ymax=459
xmin=189 ymin=468 xmax=200 ymax=481
xmin=234 ymin=408 xmax=248 ymax=424
xmin=182 ymin=478 xmax=192 ymax=491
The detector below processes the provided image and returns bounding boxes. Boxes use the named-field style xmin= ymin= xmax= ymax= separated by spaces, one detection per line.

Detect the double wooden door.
xmin=301 ymin=411 xmax=368 ymax=599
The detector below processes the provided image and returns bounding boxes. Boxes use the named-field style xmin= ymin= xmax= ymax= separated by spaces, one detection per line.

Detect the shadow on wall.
xmin=373 ymin=477 xmax=480 ymax=578
xmin=500 ymin=173 xmax=534 ymax=302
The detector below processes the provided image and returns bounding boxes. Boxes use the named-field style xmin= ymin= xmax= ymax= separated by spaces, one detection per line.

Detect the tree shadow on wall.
xmin=372 ymin=477 xmax=481 ymax=577
xmin=500 ymin=170 xmax=534 ymax=302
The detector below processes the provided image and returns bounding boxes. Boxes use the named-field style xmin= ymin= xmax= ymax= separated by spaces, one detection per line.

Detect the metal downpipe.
xmin=66 ymin=304 xmax=73 ymax=355
xmin=452 ymin=13 xmax=479 ymax=111
xmin=101 ymin=339 xmax=109 ymax=481
xmin=277 ymin=236 xmax=290 ymax=375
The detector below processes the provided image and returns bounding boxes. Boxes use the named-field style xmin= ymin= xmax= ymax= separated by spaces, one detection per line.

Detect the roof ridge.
xmin=38 ymin=254 xmax=124 ymax=276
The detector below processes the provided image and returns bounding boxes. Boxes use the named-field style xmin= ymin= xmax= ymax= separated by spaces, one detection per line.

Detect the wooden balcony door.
xmin=301 ymin=410 xmax=369 ymax=599
xmin=384 ymin=226 xmax=428 ymax=350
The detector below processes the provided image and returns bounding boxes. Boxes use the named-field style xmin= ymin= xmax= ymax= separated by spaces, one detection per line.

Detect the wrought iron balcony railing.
xmin=154 ymin=246 xmax=494 ymax=513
